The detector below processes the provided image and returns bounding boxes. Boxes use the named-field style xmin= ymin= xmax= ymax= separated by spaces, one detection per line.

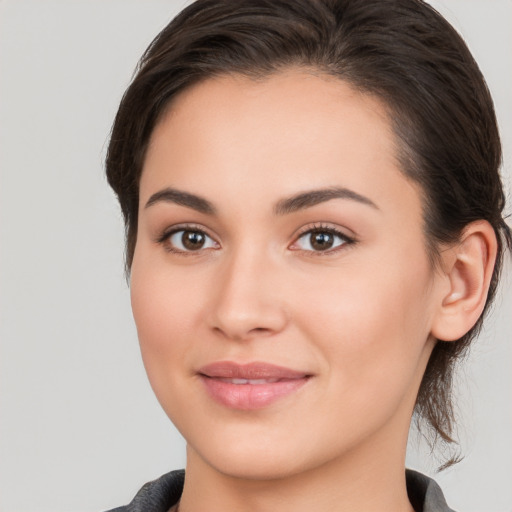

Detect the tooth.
xmin=231 ymin=378 xmax=249 ymax=384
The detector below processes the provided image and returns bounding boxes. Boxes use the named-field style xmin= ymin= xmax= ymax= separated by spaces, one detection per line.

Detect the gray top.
xmin=106 ymin=468 xmax=456 ymax=512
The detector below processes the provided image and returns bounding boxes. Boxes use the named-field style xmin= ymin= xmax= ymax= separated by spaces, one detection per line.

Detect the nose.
xmin=208 ymin=248 xmax=289 ymax=341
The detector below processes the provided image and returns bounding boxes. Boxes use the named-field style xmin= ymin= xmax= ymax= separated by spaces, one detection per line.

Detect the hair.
xmin=106 ymin=0 xmax=511 ymax=467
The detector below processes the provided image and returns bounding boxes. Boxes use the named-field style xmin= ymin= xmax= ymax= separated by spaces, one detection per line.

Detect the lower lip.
xmin=200 ymin=376 xmax=309 ymax=410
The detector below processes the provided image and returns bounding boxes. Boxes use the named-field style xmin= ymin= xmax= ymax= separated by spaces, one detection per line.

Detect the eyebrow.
xmin=145 ymin=188 xmax=216 ymax=215
xmin=274 ymin=187 xmax=379 ymax=215
xmin=144 ymin=185 xmax=378 ymax=216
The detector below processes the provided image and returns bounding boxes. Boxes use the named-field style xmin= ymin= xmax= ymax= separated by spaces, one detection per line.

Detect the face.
xmin=131 ymin=70 xmax=443 ymax=480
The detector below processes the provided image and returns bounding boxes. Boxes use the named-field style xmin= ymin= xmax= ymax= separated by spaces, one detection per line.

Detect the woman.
xmin=105 ymin=0 xmax=511 ymax=511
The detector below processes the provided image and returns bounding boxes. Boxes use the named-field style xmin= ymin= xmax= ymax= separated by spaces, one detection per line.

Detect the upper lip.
xmin=198 ymin=361 xmax=309 ymax=380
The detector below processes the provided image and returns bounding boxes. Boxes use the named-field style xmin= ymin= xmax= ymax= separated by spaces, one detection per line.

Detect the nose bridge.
xmin=209 ymin=241 xmax=287 ymax=340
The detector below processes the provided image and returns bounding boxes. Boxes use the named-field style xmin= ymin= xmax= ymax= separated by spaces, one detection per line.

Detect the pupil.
xmin=182 ymin=231 xmax=205 ymax=250
xmin=311 ymin=231 xmax=333 ymax=250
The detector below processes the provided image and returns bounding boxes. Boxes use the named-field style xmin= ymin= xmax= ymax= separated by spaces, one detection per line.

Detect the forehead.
xmin=141 ymin=69 xmax=420 ymax=222
xmin=154 ymin=70 xmax=394 ymax=153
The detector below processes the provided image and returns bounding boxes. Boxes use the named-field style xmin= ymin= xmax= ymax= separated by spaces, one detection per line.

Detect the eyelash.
xmin=156 ymin=224 xmax=218 ymax=255
xmin=156 ymin=223 xmax=356 ymax=256
xmin=292 ymin=223 xmax=356 ymax=256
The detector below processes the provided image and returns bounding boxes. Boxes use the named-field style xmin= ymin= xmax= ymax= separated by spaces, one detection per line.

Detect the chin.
xmin=200 ymin=446 xmax=309 ymax=482
xmin=184 ymin=422 xmax=338 ymax=483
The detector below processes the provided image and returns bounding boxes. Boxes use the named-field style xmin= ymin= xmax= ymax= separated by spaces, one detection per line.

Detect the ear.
xmin=430 ymin=220 xmax=498 ymax=342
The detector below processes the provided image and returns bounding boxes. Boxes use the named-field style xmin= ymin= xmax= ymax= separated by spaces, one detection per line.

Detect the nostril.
xmin=248 ymin=327 xmax=273 ymax=336
xmin=212 ymin=325 xmax=274 ymax=341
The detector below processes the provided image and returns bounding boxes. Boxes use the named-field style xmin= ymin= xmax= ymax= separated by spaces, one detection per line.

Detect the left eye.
xmin=293 ymin=229 xmax=349 ymax=252
xmin=167 ymin=229 xmax=218 ymax=252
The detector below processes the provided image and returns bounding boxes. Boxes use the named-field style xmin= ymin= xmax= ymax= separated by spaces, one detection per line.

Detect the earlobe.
xmin=431 ymin=221 xmax=497 ymax=342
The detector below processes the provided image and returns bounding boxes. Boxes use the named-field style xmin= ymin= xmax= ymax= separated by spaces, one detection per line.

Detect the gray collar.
xmin=406 ymin=469 xmax=456 ymax=512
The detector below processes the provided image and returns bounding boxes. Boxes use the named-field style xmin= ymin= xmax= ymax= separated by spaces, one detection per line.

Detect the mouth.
xmin=197 ymin=361 xmax=311 ymax=410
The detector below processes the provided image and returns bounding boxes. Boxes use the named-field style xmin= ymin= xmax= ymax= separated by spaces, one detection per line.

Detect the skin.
xmin=130 ymin=70 xmax=495 ymax=512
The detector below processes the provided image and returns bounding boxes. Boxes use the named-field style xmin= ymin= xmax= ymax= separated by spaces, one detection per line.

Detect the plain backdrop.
xmin=0 ymin=1 xmax=510 ymax=511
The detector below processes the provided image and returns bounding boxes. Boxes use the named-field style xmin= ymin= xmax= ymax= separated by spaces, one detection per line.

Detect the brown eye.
xmin=167 ymin=229 xmax=218 ymax=252
xmin=182 ymin=231 xmax=206 ymax=250
xmin=293 ymin=228 xmax=351 ymax=253
xmin=310 ymin=231 xmax=334 ymax=250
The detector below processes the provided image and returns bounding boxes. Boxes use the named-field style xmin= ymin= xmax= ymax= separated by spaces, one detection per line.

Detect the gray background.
xmin=0 ymin=1 xmax=510 ymax=511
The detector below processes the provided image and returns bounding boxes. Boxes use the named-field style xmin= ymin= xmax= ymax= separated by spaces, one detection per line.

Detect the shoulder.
xmin=406 ymin=469 xmax=457 ymax=512
xmin=104 ymin=469 xmax=185 ymax=512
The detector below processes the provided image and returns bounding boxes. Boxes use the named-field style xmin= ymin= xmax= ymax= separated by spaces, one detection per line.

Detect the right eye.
xmin=163 ymin=229 xmax=219 ymax=253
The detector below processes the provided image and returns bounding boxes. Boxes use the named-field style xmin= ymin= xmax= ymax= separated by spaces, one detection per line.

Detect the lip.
xmin=198 ymin=361 xmax=311 ymax=410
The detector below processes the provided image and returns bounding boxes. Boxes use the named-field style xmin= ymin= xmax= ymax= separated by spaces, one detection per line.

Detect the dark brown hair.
xmin=106 ymin=0 xmax=511 ymax=465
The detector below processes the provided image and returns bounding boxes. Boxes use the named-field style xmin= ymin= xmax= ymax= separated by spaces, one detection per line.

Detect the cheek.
xmin=129 ymin=260 xmax=218 ymax=435
xmin=129 ymin=252 xmax=202 ymax=390
xmin=293 ymin=246 xmax=434 ymax=398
